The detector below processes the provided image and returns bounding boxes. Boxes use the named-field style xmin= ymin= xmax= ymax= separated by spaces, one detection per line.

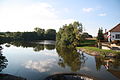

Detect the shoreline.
xmin=77 ymin=47 xmax=120 ymax=57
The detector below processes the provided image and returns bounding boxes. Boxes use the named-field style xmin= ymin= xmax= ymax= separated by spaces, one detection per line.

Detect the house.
xmin=105 ymin=23 xmax=120 ymax=42
xmin=109 ymin=23 xmax=120 ymax=42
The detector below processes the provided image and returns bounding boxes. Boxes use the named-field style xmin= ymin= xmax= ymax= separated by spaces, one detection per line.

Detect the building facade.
xmin=109 ymin=23 xmax=120 ymax=42
xmin=104 ymin=23 xmax=120 ymax=42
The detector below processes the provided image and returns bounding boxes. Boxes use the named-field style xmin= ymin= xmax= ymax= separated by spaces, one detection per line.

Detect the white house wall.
xmin=110 ymin=32 xmax=120 ymax=41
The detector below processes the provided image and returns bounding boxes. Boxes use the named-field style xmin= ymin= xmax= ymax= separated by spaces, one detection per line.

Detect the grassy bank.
xmin=77 ymin=38 xmax=120 ymax=56
xmin=77 ymin=47 xmax=120 ymax=56
xmin=80 ymin=39 xmax=96 ymax=46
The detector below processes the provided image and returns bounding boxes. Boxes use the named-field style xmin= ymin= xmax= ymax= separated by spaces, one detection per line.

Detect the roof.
xmin=109 ymin=23 xmax=120 ymax=32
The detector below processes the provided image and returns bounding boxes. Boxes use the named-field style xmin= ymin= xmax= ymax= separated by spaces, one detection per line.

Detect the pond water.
xmin=0 ymin=40 xmax=120 ymax=80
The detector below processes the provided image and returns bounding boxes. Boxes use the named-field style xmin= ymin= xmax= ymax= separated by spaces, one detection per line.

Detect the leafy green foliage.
xmin=81 ymin=32 xmax=93 ymax=38
xmin=97 ymin=28 xmax=104 ymax=41
xmin=34 ymin=27 xmax=45 ymax=40
xmin=0 ymin=27 xmax=56 ymax=43
xmin=56 ymin=21 xmax=84 ymax=47
xmin=45 ymin=29 xmax=56 ymax=40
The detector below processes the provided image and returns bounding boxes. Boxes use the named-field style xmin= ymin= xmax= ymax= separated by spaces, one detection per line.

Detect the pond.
xmin=0 ymin=40 xmax=120 ymax=80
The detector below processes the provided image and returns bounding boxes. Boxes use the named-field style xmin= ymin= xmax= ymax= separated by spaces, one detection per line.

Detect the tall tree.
xmin=56 ymin=21 xmax=84 ymax=47
xmin=97 ymin=28 xmax=104 ymax=41
xmin=45 ymin=29 xmax=56 ymax=40
xmin=34 ymin=27 xmax=45 ymax=40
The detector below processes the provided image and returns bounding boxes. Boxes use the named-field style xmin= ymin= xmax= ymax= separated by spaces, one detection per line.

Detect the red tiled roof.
xmin=109 ymin=23 xmax=120 ymax=32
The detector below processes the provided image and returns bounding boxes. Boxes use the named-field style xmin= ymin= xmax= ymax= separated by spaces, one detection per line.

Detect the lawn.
xmin=77 ymin=46 xmax=120 ymax=54
xmin=77 ymin=39 xmax=120 ymax=56
xmin=80 ymin=39 xmax=96 ymax=47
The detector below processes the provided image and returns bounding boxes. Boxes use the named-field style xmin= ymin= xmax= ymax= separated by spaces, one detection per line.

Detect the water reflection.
xmin=0 ymin=74 xmax=26 ymax=80
xmin=25 ymin=59 xmax=56 ymax=72
xmin=45 ymin=45 xmax=55 ymax=50
xmin=5 ymin=44 xmax=11 ymax=48
xmin=1 ymin=41 xmax=120 ymax=80
xmin=0 ymin=48 xmax=8 ymax=72
xmin=97 ymin=42 xmax=102 ymax=49
xmin=33 ymin=44 xmax=44 ymax=52
xmin=45 ymin=73 xmax=95 ymax=80
xmin=95 ymin=56 xmax=120 ymax=79
xmin=10 ymin=41 xmax=55 ymax=51
xmin=95 ymin=56 xmax=120 ymax=70
xmin=56 ymin=46 xmax=87 ymax=72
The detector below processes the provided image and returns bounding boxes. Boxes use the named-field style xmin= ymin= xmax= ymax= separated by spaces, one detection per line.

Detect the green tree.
xmin=21 ymin=32 xmax=38 ymax=41
xmin=97 ymin=28 xmax=104 ymax=41
xmin=12 ymin=32 xmax=22 ymax=40
xmin=45 ymin=29 xmax=56 ymax=40
xmin=81 ymin=32 xmax=93 ymax=38
xmin=34 ymin=27 xmax=45 ymax=40
xmin=56 ymin=21 xmax=84 ymax=47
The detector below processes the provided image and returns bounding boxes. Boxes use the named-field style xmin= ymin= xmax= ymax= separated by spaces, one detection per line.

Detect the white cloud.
xmin=82 ymin=8 xmax=93 ymax=12
xmin=98 ymin=13 xmax=107 ymax=16
xmin=0 ymin=2 xmax=75 ymax=32
xmin=24 ymin=59 xmax=56 ymax=72
xmin=64 ymin=8 xmax=69 ymax=13
xmin=81 ymin=66 xmax=91 ymax=71
xmin=39 ymin=50 xmax=58 ymax=57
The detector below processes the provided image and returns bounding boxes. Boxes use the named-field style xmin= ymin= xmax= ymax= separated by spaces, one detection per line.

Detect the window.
xmin=115 ymin=34 xmax=120 ymax=39
xmin=113 ymin=36 xmax=114 ymax=38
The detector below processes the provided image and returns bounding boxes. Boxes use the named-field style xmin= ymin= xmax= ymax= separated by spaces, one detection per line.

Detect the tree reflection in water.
xmin=95 ymin=56 xmax=120 ymax=70
xmin=56 ymin=45 xmax=87 ymax=72
xmin=33 ymin=44 xmax=44 ymax=52
xmin=45 ymin=44 xmax=55 ymax=50
xmin=10 ymin=41 xmax=55 ymax=52
xmin=0 ymin=49 xmax=8 ymax=72
xmin=95 ymin=56 xmax=120 ymax=79
xmin=0 ymin=46 xmax=27 ymax=80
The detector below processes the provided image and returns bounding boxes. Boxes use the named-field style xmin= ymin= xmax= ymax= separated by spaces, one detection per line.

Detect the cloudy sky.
xmin=0 ymin=0 xmax=120 ymax=36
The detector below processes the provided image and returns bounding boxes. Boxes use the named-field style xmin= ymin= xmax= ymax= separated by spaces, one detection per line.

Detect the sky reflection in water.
xmin=0 ymin=41 xmax=120 ymax=80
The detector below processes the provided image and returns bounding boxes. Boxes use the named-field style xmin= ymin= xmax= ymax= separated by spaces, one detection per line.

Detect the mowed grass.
xmin=77 ymin=38 xmax=120 ymax=55
xmin=77 ymin=46 xmax=120 ymax=54
xmin=80 ymin=39 xmax=96 ymax=46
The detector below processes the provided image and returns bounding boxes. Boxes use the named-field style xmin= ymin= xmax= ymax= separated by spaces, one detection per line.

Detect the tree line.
xmin=0 ymin=21 xmax=93 ymax=45
xmin=0 ymin=27 xmax=56 ymax=43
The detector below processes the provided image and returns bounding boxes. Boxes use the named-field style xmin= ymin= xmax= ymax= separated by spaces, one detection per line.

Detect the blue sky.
xmin=0 ymin=0 xmax=120 ymax=36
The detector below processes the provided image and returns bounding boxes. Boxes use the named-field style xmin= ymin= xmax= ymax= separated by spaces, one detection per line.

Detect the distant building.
xmin=104 ymin=23 xmax=120 ymax=42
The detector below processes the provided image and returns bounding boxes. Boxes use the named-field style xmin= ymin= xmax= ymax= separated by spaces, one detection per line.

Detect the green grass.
xmin=77 ymin=39 xmax=120 ymax=56
xmin=77 ymin=46 xmax=120 ymax=54
xmin=80 ymin=40 xmax=96 ymax=46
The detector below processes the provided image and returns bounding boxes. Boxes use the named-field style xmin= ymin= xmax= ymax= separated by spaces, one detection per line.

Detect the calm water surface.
xmin=0 ymin=41 xmax=120 ymax=80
